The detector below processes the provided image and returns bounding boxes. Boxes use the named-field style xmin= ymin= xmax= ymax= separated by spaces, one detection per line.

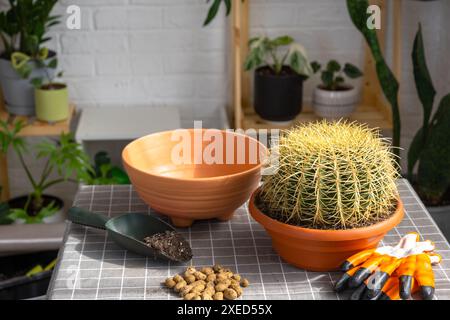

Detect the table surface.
xmin=47 ymin=179 xmax=450 ymax=300
xmin=75 ymin=106 xmax=180 ymax=141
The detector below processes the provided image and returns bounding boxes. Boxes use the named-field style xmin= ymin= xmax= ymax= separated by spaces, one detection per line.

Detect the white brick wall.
xmin=42 ymin=0 xmax=229 ymax=128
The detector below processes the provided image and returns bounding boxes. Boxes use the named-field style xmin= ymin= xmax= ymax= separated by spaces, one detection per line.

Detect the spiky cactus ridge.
xmin=259 ymin=121 xmax=399 ymax=230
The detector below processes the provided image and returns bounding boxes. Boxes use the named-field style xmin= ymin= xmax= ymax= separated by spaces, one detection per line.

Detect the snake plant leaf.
xmin=407 ymin=127 xmax=424 ymax=178
xmin=346 ymin=0 xmax=401 ymax=157
xmin=412 ymin=23 xmax=436 ymax=139
xmin=408 ymin=24 xmax=436 ymax=178
xmin=417 ymin=94 xmax=450 ymax=203
xmin=224 ymin=0 xmax=232 ymax=16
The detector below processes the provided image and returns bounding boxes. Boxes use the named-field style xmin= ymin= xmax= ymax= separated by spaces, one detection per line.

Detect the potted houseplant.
xmin=249 ymin=121 xmax=403 ymax=271
xmin=407 ymin=25 xmax=450 ymax=241
xmin=244 ymin=35 xmax=312 ymax=124
xmin=310 ymin=60 xmax=363 ymax=119
xmin=25 ymin=55 xmax=68 ymax=123
xmin=0 ymin=0 xmax=59 ymax=116
xmin=0 ymin=120 xmax=92 ymax=224
xmin=86 ymin=151 xmax=131 ymax=185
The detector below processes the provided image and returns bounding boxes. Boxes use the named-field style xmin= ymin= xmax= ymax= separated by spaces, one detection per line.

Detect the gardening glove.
xmin=395 ymin=251 xmax=441 ymax=300
xmin=378 ymin=275 xmax=418 ymax=300
xmin=335 ymin=233 xmax=437 ymax=298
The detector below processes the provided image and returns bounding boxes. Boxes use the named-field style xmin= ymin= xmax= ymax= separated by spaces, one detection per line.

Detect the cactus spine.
xmin=259 ymin=121 xmax=399 ymax=230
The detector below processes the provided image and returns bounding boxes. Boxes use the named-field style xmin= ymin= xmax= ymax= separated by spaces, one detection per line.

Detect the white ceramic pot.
xmin=313 ymin=86 xmax=360 ymax=120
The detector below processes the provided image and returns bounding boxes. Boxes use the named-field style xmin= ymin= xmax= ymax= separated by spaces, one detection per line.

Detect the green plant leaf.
xmin=417 ymin=94 xmax=450 ymax=203
xmin=288 ymin=44 xmax=312 ymax=76
xmin=407 ymin=127 xmax=424 ymax=178
xmin=0 ymin=202 xmax=13 ymax=225
xmin=412 ymin=23 xmax=436 ymax=141
xmin=408 ymin=24 xmax=438 ymax=179
xmin=0 ymin=119 xmax=27 ymax=154
xmin=203 ymin=0 xmax=222 ymax=26
xmin=224 ymin=0 xmax=231 ymax=15
xmin=31 ymin=77 xmax=43 ymax=88
xmin=343 ymin=63 xmax=363 ymax=78
xmin=311 ymin=61 xmax=321 ymax=74
xmin=110 ymin=167 xmax=131 ymax=184
xmin=36 ymin=133 xmax=94 ymax=189
xmin=321 ymin=70 xmax=334 ymax=88
xmin=244 ymin=37 xmax=267 ymax=71
xmin=47 ymin=58 xmax=58 ymax=69
xmin=9 ymin=202 xmax=59 ymax=224
xmin=326 ymin=60 xmax=341 ymax=73
xmin=270 ymin=35 xmax=294 ymax=47
xmin=335 ymin=76 xmax=345 ymax=85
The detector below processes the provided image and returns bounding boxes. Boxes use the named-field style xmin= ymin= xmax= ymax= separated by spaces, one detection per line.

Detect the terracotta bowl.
xmin=123 ymin=129 xmax=267 ymax=227
xmin=249 ymin=187 xmax=404 ymax=271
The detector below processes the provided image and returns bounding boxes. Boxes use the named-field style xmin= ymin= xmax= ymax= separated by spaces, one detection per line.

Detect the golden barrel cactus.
xmin=259 ymin=121 xmax=399 ymax=230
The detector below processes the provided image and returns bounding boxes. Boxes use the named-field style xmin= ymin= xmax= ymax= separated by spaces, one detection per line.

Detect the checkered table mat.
xmin=47 ymin=179 xmax=450 ymax=300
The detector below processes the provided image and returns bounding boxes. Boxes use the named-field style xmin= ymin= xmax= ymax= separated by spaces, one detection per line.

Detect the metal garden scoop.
xmin=68 ymin=207 xmax=193 ymax=262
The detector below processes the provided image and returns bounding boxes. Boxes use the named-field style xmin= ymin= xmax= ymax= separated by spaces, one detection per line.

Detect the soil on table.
xmin=255 ymin=192 xmax=397 ymax=230
xmin=144 ymin=231 xmax=192 ymax=262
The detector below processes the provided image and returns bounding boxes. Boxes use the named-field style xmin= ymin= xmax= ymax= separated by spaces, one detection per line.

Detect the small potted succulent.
xmin=249 ymin=121 xmax=403 ymax=271
xmin=311 ymin=60 xmax=363 ymax=119
xmin=244 ymin=35 xmax=312 ymax=123
xmin=0 ymin=0 xmax=59 ymax=116
xmin=0 ymin=120 xmax=92 ymax=224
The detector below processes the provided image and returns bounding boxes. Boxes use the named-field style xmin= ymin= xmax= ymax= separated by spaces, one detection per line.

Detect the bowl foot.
xmin=170 ymin=217 xmax=194 ymax=228
xmin=217 ymin=212 xmax=235 ymax=222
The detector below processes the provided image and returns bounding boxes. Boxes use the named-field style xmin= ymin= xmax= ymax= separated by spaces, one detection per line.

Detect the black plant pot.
xmin=254 ymin=66 xmax=305 ymax=122
xmin=0 ymin=250 xmax=57 ymax=300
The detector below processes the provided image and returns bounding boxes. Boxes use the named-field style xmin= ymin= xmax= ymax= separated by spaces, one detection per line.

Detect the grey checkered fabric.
xmin=47 ymin=179 xmax=450 ymax=300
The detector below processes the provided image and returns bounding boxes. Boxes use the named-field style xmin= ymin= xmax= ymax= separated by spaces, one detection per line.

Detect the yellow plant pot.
xmin=35 ymin=83 xmax=69 ymax=122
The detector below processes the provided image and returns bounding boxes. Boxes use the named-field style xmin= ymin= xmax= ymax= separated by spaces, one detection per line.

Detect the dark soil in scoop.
xmin=143 ymin=231 xmax=192 ymax=262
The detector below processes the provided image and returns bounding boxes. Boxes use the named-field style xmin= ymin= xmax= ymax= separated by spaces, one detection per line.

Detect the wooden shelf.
xmin=0 ymin=103 xmax=75 ymax=137
xmin=242 ymin=103 xmax=392 ymax=131
xmin=231 ymin=0 xmax=399 ymax=131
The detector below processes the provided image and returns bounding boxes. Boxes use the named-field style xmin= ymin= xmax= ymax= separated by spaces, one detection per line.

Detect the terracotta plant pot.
xmin=123 ymin=129 xmax=267 ymax=227
xmin=249 ymin=187 xmax=404 ymax=271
